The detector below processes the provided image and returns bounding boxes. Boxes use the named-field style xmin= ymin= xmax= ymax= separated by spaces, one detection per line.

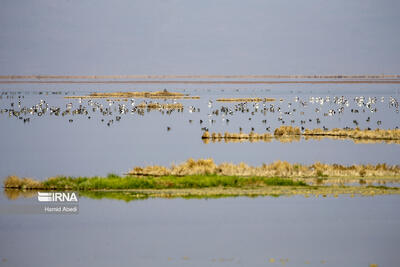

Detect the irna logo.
xmin=37 ymin=192 xmax=78 ymax=202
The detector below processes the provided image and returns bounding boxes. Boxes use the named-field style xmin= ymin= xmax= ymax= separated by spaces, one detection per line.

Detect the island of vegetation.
xmin=136 ymin=101 xmax=183 ymax=110
xmin=65 ymin=90 xmax=200 ymax=99
xmin=202 ymin=126 xmax=400 ymax=144
xmin=3 ymin=159 xmax=400 ymax=201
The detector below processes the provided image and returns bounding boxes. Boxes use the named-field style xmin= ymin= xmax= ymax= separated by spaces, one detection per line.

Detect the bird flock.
xmin=0 ymin=91 xmax=399 ymax=134
xmin=202 ymin=95 xmax=399 ymax=133
xmin=0 ymin=92 xmax=185 ymax=127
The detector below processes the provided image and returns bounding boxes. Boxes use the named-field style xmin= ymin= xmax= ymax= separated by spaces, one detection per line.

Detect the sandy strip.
xmin=1 ymin=80 xmax=400 ymax=84
xmin=1 ymin=74 xmax=400 ymax=79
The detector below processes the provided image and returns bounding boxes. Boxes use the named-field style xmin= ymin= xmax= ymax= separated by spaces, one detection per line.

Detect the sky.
xmin=0 ymin=0 xmax=399 ymax=75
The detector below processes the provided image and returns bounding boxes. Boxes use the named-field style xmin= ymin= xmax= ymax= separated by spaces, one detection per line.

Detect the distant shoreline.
xmin=1 ymin=80 xmax=400 ymax=84
xmin=1 ymin=74 xmax=399 ymax=84
xmin=1 ymin=74 xmax=400 ymax=79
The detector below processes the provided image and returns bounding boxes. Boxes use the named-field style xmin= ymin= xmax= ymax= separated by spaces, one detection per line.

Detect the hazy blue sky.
xmin=0 ymin=0 xmax=399 ymax=75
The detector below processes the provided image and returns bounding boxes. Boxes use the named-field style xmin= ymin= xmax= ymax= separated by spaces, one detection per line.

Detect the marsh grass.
xmin=304 ymin=135 xmax=400 ymax=144
xmin=202 ymin=131 xmax=273 ymax=140
xmin=64 ymin=90 xmax=199 ymax=99
xmin=3 ymin=174 xmax=307 ymax=190
xmin=3 ymin=175 xmax=42 ymax=189
xmin=202 ymin=136 xmax=301 ymax=144
xmin=203 ymin=135 xmax=400 ymax=144
xmin=274 ymin=126 xmax=301 ymax=136
xmin=4 ymin=159 xmax=400 ymax=191
xmin=136 ymin=101 xmax=183 ymax=110
xmin=128 ymin=159 xmax=400 ymax=184
xmin=202 ymin=126 xmax=400 ymax=143
xmin=303 ymin=127 xmax=400 ymax=140
xmin=81 ymin=90 xmax=183 ymax=98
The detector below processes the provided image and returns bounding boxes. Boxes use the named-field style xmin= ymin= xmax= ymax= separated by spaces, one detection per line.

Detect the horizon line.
xmin=0 ymin=74 xmax=400 ymax=80
xmin=1 ymin=80 xmax=400 ymax=84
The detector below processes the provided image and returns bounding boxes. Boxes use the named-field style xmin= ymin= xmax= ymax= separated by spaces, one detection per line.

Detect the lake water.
xmin=0 ymin=83 xmax=399 ymax=181
xmin=1 ymin=192 xmax=399 ymax=267
xmin=2 ymin=1 xmax=400 ymax=266
xmin=1 ymin=83 xmax=400 ymax=266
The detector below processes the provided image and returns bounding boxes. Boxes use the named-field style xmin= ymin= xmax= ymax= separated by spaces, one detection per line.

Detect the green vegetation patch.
xmin=4 ymin=174 xmax=307 ymax=190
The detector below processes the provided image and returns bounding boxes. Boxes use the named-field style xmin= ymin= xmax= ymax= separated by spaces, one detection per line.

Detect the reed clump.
xmin=128 ymin=158 xmax=400 ymax=181
xmin=136 ymin=101 xmax=183 ymax=110
xmin=303 ymin=135 xmax=400 ymax=144
xmin=201 ymin=126 xmax=300 ymax=141
xmin=4 ymin=159 xmax=400 ymax=191
xmin=202 ymin=126 xmax=400 ymax=143
xmin=274 ymin=126 xmax=301 ymax=136
xmin=202 ymin=135 xmax=301 ymax=144
xmin=65 ymin=90 xmax=199 ymax=99
xmin=202 ymin=131 xmax=273 ymax=140
xmin=303 ymin=127 xmax=400 ymax=140
xmin=89 ymin=90 xmax=184 ymax=98
xmin=3 ymin=175 xmax=43 ymax=189
xmin=216 ymin=97 xmax=276 ymax=102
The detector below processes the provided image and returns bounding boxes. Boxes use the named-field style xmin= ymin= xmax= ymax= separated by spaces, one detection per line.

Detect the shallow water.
xmin=0 ymin=193 xmax=399 ymax=267
xmin=0 ymin=83 xmax=399 ymax=180
xmin=2 ymin=1 xmax=400 ymax=266
xmin=1 ymin=83 xmax=400 ymax=267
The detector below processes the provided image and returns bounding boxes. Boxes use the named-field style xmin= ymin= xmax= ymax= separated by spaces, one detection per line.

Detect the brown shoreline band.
xmin=1 ymin=80 xmax=400 ymax=84
xmin=1 ymin=74 xmax=400 ymax=79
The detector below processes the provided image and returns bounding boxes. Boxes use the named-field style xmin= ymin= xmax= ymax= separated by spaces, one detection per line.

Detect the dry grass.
xmin=128 ymin=158 xmax=400 ymax=184
xmin=202 ymin=131 xmax=273 ymax=141
xmin=201 ymin=126 xmax=300 ymax=141
xmin=274 ymin=126 xmax=301 ymax=136
xmin=202 ymin=136 xmax=301 ymax=144
xmin=216 ymin=97 xmax=275 ymax=102
xmin=202 ymin=127 xmax=400 ymax=143
xmin=65 ymin=90 xmax=199 ymax=99
xmin=4 ymin=159 xmax=400 ymax=191
xmin=303 ymin=127 xmax=400 ymax=140
xmin=88 ymin=90 xmax=183 ymax=98
xmin=203 ymin=133 xmax=399 ymax=144
xmin=303 ymin=135 xmax=400 ymax=144
xmin=3 ymin=175 xmax=43 ymax=189
xmin=136 ymin=101 xmax=183 ymax=110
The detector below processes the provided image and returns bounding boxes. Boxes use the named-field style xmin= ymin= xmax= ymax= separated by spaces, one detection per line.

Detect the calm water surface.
xmin=0 ymin=83 xmax=399 ymax=180
xmin=1 ymin=83 xmax=400 ymax=267
xmin=0 ymin=193 xmax=399 ymax=267
xmin=2 ymin=1 xmax=400 ymax=266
